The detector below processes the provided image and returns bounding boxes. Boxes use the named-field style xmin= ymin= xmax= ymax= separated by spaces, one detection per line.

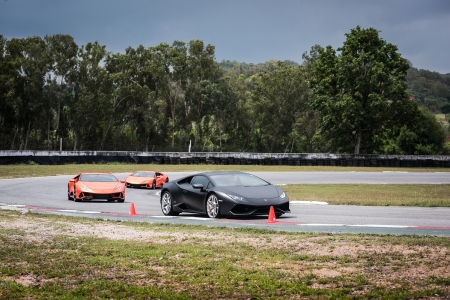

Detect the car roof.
xmin=196 ymin=171 xmax=247 ymax=176
xmin=79 ymin=172 xmax=112 ymax=175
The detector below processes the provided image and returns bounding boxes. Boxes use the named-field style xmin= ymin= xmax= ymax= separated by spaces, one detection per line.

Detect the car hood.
xmin=78 ymin=182 xmax=122 ymax=190
xmin=126 ymin=176 xmax=151 ymax=182
xmin=218 ymin=185 xmax=281 ymax=199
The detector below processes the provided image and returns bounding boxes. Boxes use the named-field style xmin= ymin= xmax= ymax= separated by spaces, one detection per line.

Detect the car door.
xmin=182 ymin=175 xmax=211 ymax=212
xmin=153 ymin=172 xmax=163 ymax=187
xmin=155 ymin=172 xmax=163 ymax=186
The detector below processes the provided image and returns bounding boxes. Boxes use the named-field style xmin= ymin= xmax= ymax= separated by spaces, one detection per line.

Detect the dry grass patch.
xmin=1 ymin=210 xmax=450 ymax=299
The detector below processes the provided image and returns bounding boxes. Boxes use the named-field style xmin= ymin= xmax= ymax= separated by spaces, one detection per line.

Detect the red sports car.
xmin=125 ymin=171 xmax=169 ymax=189
xmin=68 ymin=173 xmax=126 ymax=202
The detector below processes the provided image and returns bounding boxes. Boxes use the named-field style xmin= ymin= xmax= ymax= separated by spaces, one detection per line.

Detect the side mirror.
xmin=192 ymin=183 xmax=204 ymax=190
xmin=120 ymin=180 xmax=125 ymax=183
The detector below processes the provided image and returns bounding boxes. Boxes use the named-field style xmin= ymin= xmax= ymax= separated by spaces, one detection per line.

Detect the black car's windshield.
xmin=210 ymin=173 xmax=268 ymax=187
xmin=132 ymin=172 xmax=155 ymax=177
xmin=80 ymin=174 xmax=118 ymax=182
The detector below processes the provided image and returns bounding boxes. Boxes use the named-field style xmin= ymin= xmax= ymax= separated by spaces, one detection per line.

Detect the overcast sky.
xmin=1 ymin=0 xmax=449 ymax=74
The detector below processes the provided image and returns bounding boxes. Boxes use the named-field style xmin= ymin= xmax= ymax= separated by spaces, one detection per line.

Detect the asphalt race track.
xmin=1 ymin=171 xmax=450 ymax=236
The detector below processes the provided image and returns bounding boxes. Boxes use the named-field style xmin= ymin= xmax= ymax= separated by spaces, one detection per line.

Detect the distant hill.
xmin=406 ymin=68 xmax=450 ymax=114
xmin=219 ymin=59 xmax=299 ymax=77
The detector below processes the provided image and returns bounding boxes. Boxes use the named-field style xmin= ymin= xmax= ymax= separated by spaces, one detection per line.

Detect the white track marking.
xmin=290 ymin=200 xmax=328 ymax=205
xmin=298 ymin=224 xmax=410 ymax=228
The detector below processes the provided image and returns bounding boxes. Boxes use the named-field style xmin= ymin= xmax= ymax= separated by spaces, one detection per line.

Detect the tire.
xmin=206 ymin=194 xmax=220 ymax=218
xmin=73 ymin=186 xmax=81 ymax=202
xmin=67 ymin=184 xmax=72 ymax=200
xmin=118 ymin=199 xmax=125 ymax=203
xmin=152 ymin=180 xmax=156 ymax=189
xmin=161 ymin=191 xmax=179 ymax=216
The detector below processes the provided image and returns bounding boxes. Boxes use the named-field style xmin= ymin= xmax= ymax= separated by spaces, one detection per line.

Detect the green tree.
xmin=150 ymin=41 xmax=187 ymax=150
xmin=221 ymin=73 xmax=254 ymax=151
xmin=70 ymin=41 xmax=109 ymax=150
xmin=105 ymin=45 xmax=164 ymax=151
xmin=381 ymin=103 xmax=446 ymax=155
xmin=310 ymin=26 xmax=410 ymax=154
xmin=44 ymin=34 xmax=78 ymax=149
xmin=251 ymin=62 xmax=309 ymax=152
xmin=45 ymin=35 xmax=78 ymax=125
xmin=0 ymin=35 xmax=16 ymax=149
xmin=4 ymin=36 xmax=52 ymax=150
xmin=196 ymin=77 xmax=239 ymax=151
xmin=185 ymin=40 xmax=222 ymax=150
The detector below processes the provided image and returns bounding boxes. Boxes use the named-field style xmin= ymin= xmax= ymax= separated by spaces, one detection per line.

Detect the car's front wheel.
xmin=161 ymin=191 xmax=179 ymax=216
xmin=73 ymin=186 xmax=81 ymax=202
xmin=206 ymin=194 xmax=220 ymax=218
xmin=68 ymin=184 xmax=72 ymax=200
xmin=152 ymin=180 xmax=156 ymax=189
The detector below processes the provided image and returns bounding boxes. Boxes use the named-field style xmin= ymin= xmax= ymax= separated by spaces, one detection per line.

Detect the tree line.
xmin=0 ymin=27 xmax=448 ymax=155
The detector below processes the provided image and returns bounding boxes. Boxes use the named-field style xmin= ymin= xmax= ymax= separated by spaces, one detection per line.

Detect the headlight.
xmin=280 ymin=192 xmax=286 ymax=199
xmin=227 ymin=194 xmax=244 ymax=201
xmin=143 ymin=180 xmax=149 ymax=183
xmin=81 ymin=185 xmax=92 ymax=192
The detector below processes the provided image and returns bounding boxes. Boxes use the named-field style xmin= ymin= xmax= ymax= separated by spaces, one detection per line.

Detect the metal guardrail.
xmin=1 ymin=151 xmax=449 ymax=167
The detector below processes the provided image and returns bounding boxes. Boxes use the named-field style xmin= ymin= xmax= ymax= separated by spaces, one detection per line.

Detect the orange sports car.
xmin=125 ymin=171 xmax=169 ymax=189
xmin=68 ymin=173 xmax=126 ymax=202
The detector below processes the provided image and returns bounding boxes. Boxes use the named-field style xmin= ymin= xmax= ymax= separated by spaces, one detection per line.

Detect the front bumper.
xmin=126 ymin=182 xmax=150 ymax=189
xmin=78 ymin=192 xmax=125 ymax=201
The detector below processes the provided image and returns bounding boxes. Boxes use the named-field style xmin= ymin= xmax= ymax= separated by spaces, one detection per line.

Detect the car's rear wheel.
xmin=206 ymin=194 xmax=220 ymax=218
xmin=161 ymin=191 xmax=179 ymax=216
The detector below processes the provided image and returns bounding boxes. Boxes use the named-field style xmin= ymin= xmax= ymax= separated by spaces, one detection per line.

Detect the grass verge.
xmin=0 ymin=163 xmax=447 ymax=179
xmin=0 ymin=210 xmax=449 ymax=299
xmin=284 ymin=184 xmax=450 ymax=207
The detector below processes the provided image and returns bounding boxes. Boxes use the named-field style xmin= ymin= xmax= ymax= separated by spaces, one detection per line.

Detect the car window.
xmin=190 ymin=175 xmax=211 ymax=189
xmin=237 ymin=174 xmax=268 ymax=186
xmin=80 ymin=174 xmax=118 ymax=182
xmin=210 ymin=173 xmax=268 ymax=187
xmin=133 ymin=172 xmax=155 ymax=177
xmin=210 ymin=175 xmax=238 ymax=186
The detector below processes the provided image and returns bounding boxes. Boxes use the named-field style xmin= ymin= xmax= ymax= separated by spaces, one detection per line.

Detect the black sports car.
xmin=160 ymin=172 xmax=290 ymax=218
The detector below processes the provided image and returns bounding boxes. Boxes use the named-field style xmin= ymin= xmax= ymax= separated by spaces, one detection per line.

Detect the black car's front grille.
xmin=231 ymin=202 xmax=290 ymax=215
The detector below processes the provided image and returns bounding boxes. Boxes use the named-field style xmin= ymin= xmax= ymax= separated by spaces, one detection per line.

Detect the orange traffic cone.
xmin=267 ymin=206 xmax=278 ymax=223
xmin=129 ymin=202 xmax=137 ymax=216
